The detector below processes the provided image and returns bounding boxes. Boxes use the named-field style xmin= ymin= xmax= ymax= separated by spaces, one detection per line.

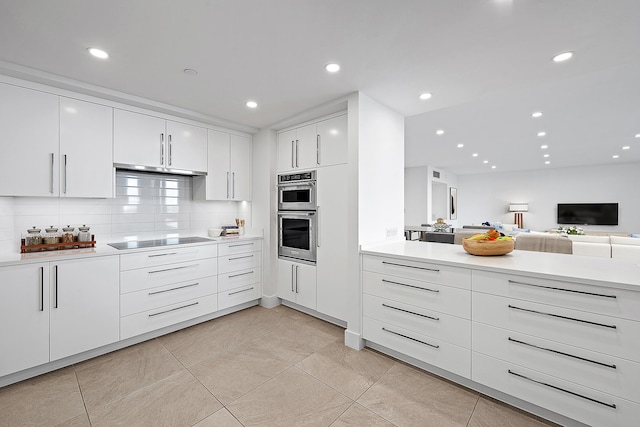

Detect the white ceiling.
xmin=1 ymin=0 xmax=639 ymax=175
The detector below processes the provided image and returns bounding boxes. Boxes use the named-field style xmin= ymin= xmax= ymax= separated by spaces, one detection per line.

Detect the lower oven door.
xmin=278 ymin=211 xmax=317 ymax=263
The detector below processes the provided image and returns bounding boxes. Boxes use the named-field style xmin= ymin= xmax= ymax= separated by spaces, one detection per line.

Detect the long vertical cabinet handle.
xmin=295 ymin=140 xmax=299 ymax=167
xmin=291 ymin=264 xmax=295 ymax=292
xmin=160 ymin=133 xmax=165 ymax=165
xmin=53 ymin=265 xmax=58 ymax=308
xmin=63 ymin=154 xmax=67 ymax=194
xmin=39 ymin=266 xmax=44 ymax=312
xmin=168 ymin=134 xmax=172 ymax=166
xmin=295 ymin=265 xmax=299 ymax=293
xmin=226 ymin=172 xmax=230 ymax=198
xmin=291 ymin=141 xmax=295 ymax=168
xmin=50 ymin=153 xmax=55 ymax=194
xmin=316 ymin=134 xmax=320 ymax=165
xmin=232 ymin=172 xmax=235 ymax=199
xmin=316 ymin=206 xmax=321 ymax=247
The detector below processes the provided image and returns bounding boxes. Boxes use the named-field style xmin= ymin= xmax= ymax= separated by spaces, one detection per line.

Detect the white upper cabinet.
xmin=59 ymin=97 xmax=114 ymax=198
xmin=194 ymin=130 xmax=251 ymax=201
xmin=0 ymin=83 xmax=59 ymax=197
xmin=277 ymin=114 xmax=347 ymax=173
xmin=113 ymin=109 xmax=207 ymax=173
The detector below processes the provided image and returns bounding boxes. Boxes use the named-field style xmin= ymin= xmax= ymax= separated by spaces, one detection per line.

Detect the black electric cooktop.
xmin=108 ymin=236 xmax=213 ymax=250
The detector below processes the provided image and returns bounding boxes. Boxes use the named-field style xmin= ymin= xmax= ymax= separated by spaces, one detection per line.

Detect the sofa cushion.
xmin=514 ymin=233 xmax=572 ymax=254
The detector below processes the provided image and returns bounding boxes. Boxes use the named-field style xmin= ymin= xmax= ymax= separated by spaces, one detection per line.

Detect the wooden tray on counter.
xmin=20 ymin=235 xmax=96 ymax=253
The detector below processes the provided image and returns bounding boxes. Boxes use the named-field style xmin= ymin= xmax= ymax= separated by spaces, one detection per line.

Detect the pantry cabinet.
xmin=277 ymin=259 xmax=316 ymax=310
xmin=194 ymin=130 xmax=251 ymax=201
xmin=113 ymin=109 xmax=207 ymax=173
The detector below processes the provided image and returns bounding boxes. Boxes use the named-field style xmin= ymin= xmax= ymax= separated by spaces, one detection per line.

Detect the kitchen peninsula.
xmin=361 ymin=240 xmax=640 ymax=427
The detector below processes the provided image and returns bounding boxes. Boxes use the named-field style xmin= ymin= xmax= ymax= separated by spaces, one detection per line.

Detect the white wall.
xmin=457 ymin=162 xmax=640 ymax=233
xmin=404 ymin=167 xmax=428 ymax=226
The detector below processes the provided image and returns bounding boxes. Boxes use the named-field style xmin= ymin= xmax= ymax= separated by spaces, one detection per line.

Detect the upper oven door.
xmin=278 ymin=181 xmax=316 ymax=211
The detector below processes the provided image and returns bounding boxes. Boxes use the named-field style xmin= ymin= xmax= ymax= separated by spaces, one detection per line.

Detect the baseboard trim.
xmin=259 ymin=295 xmax=280 ymax=309
xmin=344 ymin=329 xmax=364 ymax=350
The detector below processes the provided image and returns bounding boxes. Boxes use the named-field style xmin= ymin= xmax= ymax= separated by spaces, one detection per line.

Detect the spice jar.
xmin=77 ymin=225 xmax=92 ymax=243
xmin=44 ymin=226 xmax=61 ymax=248
xmin=61 ymin=225 xmax=76 ymax=243
xmin=25 ymin=226 xmax=43 ymax=246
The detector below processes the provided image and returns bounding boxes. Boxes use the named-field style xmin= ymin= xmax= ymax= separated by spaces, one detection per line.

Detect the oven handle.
xmin=277 ymin=181 xmax=316 ymax=188
xmin=278 ymin=211 xmax=316 ymax=218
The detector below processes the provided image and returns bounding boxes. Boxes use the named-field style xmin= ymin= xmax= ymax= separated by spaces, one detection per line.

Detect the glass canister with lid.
xmin=78 ymin=225 xmax=92 ymax=243
xmin=43 ymin=226 xmax=61 ymax=248
xmin=25 ymin=226 xmax=43 ymax=246
xmin=61 ymin=225 xmax=76 ymax=243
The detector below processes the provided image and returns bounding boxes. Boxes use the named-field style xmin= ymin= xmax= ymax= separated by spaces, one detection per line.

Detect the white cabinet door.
xmin=316 ymin=165 xmax=348 ymax=321
xmin=276 ymin=259 xmax=316 ymax=310
xmin=165 ymin=120 xmax=207 ymax=172
xmin=113 ymin=109 xmax=165 ymax=168
xmin=204 ymin=129 xmax=231 ymax=200
xmin=0 ymin=83 xmax=59 ymax=197
xmin=50 ymin=256 xmax=120 ymax=361
xmin=0 ymin=263 xmax=50 ymax=377
xmin=277 ymin=129 xmax=296 ymax=172
xmin=230 ymin=134 xmax=251 ymax=200
xmin=59 ymin=97 xmax=114 ymax=198
xmin=295 ymin=123 xmax=318 ymax=170
xmin=316 ymin=115 xmax=347 ymax=167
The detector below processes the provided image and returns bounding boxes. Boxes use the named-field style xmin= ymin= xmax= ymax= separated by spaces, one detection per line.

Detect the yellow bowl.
xmin=462 ymin=238 xmax=514 ymax=256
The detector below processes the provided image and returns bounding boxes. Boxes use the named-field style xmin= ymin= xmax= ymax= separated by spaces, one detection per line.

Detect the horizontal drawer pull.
xmin=381 ymin=279 xmax=439 ymax=293
xmin=148 ymin=302 xmax=199 ymax=317
xmin=508 ymin=337 xmax=617 ymax=369
xmin=508 ymin=370 xmax=617 ymax=409
xmin=508 ymin=305 xmax=617 ymax=329
xmin=228 ymin=255 xmax=254 ymax=261
xmin=148 ymin=282 xmax=199 ymax=296
xmin=147 ymin=250 xmax=198 ymax=258
xmin=382 ymin=261 xmax=439 ymax=272
xmin=382 ymin=303 xmax=440 ymax=321
xmin=508 ymin=280 xmax=617 ymax=299
xmin=148 ymin=264 xmax=199 ymax=274
xmin=382 ymin=327 xmax=439 ymax=349
xmin=228 ymin=287 xmax=254 ymax=296
xmin=228 ymin=243 xmax=254 ymax=248
xmin=228 ymin=271 xmax=255 ymax=279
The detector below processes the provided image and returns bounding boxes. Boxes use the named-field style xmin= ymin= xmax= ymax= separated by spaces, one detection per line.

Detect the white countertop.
xmin=361 ymin=240 xmax=640 ymax=291
xmin=0 ymin=235 xmax=262 ymax=268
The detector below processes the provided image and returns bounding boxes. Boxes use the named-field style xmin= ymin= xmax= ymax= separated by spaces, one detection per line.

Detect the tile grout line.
xmin=465 ymin=395 xmax=480 ymax=427
xmin=72 ymin=368 xmax=93 ymax=427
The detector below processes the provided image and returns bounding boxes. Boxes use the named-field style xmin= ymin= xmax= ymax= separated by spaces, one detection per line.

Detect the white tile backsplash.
xmin=2 ymin=171 xmax=250 ymax=253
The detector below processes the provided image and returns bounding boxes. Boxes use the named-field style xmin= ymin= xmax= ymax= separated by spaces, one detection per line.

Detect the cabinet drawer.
xmin=473 ymin=322 xmax=640 ymax=403
xmin=363 ymin=294 xmax=470 ymax=348
xmin=363 ymin=317 xmax=470 ymax=378
xmin=472 ymin=352 xmax=639 ymax=427
xmin=218 ymin=283 xmax=262 ymax=311
xmin=120 ymin=244 xmax=218 ymax=271
xmin=120 ymin=294 xmax=217 ymax=340
xmin=218 ymin=240 xmax=261 ymax=256
xmin=121 ymin=276 xmax=217 ymax=316
xmin=473 ymin=270 xmax=640 ymax=321
xmin=362 ymin=255 xmax=471 ymax=290
xmin=218 ymin=251 xmax=261 ymax=274
xmin=218 ymin=267 xmax=261 ymax=293
xmin=363 ymin=270 xmax=470 ymax=319
xmin=473 ymin=292 xmax=640 ymax=361
xmin=121 ymin=259 xmax=217 ymax=293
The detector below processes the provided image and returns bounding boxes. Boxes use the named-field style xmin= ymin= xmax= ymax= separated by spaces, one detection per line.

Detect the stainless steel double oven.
xmin=277 ymin=170 xmax=317 ymax=263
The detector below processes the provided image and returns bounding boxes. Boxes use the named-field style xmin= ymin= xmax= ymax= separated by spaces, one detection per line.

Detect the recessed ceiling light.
xmin=457 ymin=143 xmax=464 ymax=148
xmin=622 ymin=146 xmax=630 ymax=150
xmin=472 ymin=153 xmax=478 ymax=157
xmin=531 ymin=111 xmax=543 ymax=118
xmin=545 ymin=161 xmax=551 ymax=165
xmin=87 ymin=47 xmax=109 ymax=59
xmin=612 ymin=155 xmax=619 ymax=159
xmin=537 ymin=131 xmax=546 ymax=137
xmin=483 ymin=160 xmax=489 ymax=164
xmin=541 ymin=145 xmax=548 ymax=149
xmin=246 ymin=101 xmax=258 ymax=108
xmin=635 ymin=133 xmax=640 ymax=138
xmin=183 ymin=68 xmax=198 ymax=76
xmin=325 ymin=63 xmax=340 ymax=73
xmin=419 ymin=93 xmax=432 ymax=100
xmin=552 ymin=51 xmax=574 ymax=62
xmin=543 ymin=154 xmax=550 ymax=158
xmin=491 ymin=165 xmax=497 ymax=169
xmin=436 ymin=129 xmax=444 ymax=135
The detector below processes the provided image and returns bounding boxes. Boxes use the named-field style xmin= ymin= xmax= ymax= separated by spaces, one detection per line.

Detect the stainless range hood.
xmin=114 ymin=163 xmax=207 ymax=176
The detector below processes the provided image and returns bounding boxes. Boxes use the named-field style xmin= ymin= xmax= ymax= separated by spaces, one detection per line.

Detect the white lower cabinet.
xmin=217 ymin=240 xmax=262 ymax=310
xmin=277 ymin=259 xmax=316 ymax=310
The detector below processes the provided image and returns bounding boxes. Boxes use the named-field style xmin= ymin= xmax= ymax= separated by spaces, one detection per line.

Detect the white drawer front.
xmin=121 ymin=276 xmax=217 ymax=317
xmin=218 ymin=283 xmax=262 ymax=311
xmin=218 ymin=240 xmax=261 ymax=256
xmin=218 ymin=267 xmax=261 ymax=293
xmin=473 ymin=292 xmax=640 ymax=362
xmin=473 ymin=322 xmax=640 ymax=403
xmin=121 ymin=259 xmax=217 ymax=294
xmin=363 ymin=294 xmax=471 ymax=349
xmin=363 ymin=317 xmax=470 ymax=378
xmin=363 ymin=270 xmax=470 ymax=319
xmin=120 ymin=294 xmax=217 ymax=340
xmin=120 ymin=244 xmax=218 ymax=271
xmin=472 ymin=352 xmax=640 ymax=427
xmin=218 ymin=251 xmax=261 ymax=274
xmin=473 ymin=270 xmax=640 ymax=321
xmin=362 ymin=255 xmax=471 ymax=290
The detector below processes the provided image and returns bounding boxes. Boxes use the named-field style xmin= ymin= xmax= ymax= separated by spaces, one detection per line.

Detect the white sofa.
xmin=610 ymin=236 xmax=640 ymax=262
xmin=566 ymin=234 xmax=612 ymax=258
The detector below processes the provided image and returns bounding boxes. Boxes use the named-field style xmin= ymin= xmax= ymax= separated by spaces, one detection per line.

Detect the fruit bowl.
xmin=462 ymin=238 xmax=514 ymax=256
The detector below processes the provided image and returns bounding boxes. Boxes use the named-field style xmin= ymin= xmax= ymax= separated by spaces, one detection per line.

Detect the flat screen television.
xmin=557 ymin=203 xmax=618 ymax=226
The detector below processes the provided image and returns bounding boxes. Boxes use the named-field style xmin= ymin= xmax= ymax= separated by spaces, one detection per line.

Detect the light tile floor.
xmin=0 ymin=305 xmax=560 ymax=427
